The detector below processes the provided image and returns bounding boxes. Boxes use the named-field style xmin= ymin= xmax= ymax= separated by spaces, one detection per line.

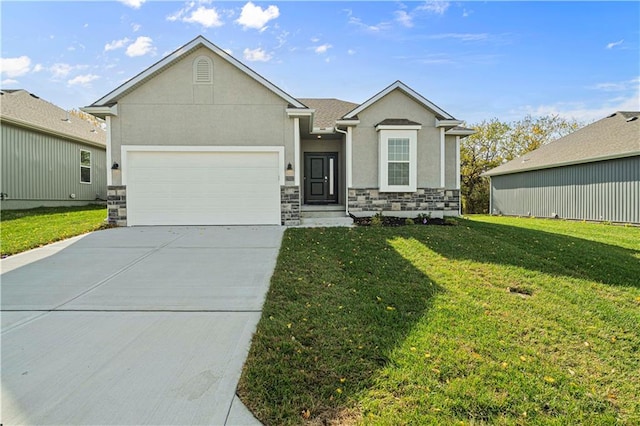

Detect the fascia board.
xmin=80 ymin=105 xmax=118 ymax=118
xmin=435 ymin=119 xmax=463 ymax=127
xmin=335 ymin=119 xmax=360 ymax=126
xmin=446 ymin=128 xmax=475 ymax=136
xmin=375 ymin=124 xmax=422 ymax=131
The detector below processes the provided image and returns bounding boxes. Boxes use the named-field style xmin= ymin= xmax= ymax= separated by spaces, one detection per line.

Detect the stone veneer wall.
xmin=107 ymin=185 xmax=127 ymax=226
xmin=348 ymin=188 xmax=459 ymax=214
xmin=281 ymin=185 xmax=300 ymax=226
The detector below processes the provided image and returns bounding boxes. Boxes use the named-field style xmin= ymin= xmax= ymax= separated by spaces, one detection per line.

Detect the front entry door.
xmin=304 ymin=153 xmax=338 ymax=204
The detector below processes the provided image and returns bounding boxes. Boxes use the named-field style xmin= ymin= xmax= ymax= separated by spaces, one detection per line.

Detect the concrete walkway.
xmin=1 ymin=226 xmax=283 ymax=425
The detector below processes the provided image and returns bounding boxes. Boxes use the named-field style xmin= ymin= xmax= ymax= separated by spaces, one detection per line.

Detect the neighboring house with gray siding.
xmin=484 ymin=111 xmax=640 ymax=224
xmin=1 ymin=89 xmax=107 ymax=210
xmin=82 ymin=35 xmax=473 ymax=226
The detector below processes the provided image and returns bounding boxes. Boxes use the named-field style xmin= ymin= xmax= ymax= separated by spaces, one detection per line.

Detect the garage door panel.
xmin=126 ymin=150 xmax=281 ymax=226
xmin=130 ymin=168 xmax=279 ymax=184
xmin=130 ymin=152 xmax=274 ymax=168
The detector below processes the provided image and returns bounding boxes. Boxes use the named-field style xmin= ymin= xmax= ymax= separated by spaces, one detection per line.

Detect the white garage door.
xmin=126 ymin=150 xmax=281 ymax=225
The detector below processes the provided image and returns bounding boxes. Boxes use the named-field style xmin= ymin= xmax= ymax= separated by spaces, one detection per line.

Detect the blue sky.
xmin=1 ymin=1 xmax=638 ymax=124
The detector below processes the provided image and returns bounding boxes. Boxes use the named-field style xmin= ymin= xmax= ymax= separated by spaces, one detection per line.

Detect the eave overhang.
xmin=0 ymin=115 xmax=106 ymax=149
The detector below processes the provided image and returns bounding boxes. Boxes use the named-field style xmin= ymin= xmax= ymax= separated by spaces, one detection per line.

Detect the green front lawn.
xmin=238 ymin=216 xmax=640 ymax=425
xmin=1 ymin=205 xmax=108 ymax=256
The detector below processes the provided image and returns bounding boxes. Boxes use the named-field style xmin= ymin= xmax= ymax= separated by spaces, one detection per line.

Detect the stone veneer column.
xmin=281 ymin=185 xmax=300 ymax=226
xmin=107 ymin=185 xmax=127 ymax=226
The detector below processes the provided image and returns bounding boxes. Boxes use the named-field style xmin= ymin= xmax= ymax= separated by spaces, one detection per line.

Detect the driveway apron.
xmin=1 ymin=226 xmax=283 ymax=425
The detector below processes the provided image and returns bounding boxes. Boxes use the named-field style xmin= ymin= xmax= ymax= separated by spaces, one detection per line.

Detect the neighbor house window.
xmin=377 ymin=125 xmax=421 ymax=192
xmin=80 ymin=149 xmax=91 ymax=183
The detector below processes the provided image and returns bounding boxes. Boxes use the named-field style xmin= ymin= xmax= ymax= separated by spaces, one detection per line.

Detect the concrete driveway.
xmin=1 ymin=226 xmax=283 ymax=425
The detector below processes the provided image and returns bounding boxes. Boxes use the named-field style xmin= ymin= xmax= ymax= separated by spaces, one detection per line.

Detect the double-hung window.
xmin=80 ymin=149 xmax=91 ymax=183
xmin=377 ymin=124 xmax=420 ymax=192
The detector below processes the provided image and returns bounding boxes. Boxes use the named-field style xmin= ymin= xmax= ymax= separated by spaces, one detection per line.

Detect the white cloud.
xmin=50 ymin=63 xmax=74 ymax=78
xmin=236 ymin=2 xmax=279 ymax=31
xmin=348 ymin=16 xmax=390 ymax=33
xmin=395 ymin=10 xmax=413 ymax=28
xmin=347 ymin=49 xmax=356 ymax=55
xmin=314 ymin=44 xmax=332 ymax=54
xmin=126 ymin=36 xmax=156 ymax=57
xmin=243 ymin=47 xmax=272 ymax=62
xmin=184 ymin=6 xmax=223 ymax=27
xmin=519 ymin=78 xmax=640 ymax=122
xmin=68 ymin=74 xmax=99 ymax=87
xmin=32 ymin=64 xmax=44 ymax=73
xmin=417 ymin=1 xmax=450 ymax=15
xmin=118 ymin=0 xmax=145 ymax=9
xmin=105 ymin=37 xmax=130 ymax=52
xmin=132 ymin=23 xmax=141 ymax=32
xmin=0 ymin=56 xmax=31 ymax=78
xmin=2 ymin=79 xmax=19 ymax=85
xmin=428 ymin=33 xmax=489 ymax=41
xmin=168 ymin=2 xmax=223 ymax=28
xmin=606 ymin=39 xmax=624 ymax=49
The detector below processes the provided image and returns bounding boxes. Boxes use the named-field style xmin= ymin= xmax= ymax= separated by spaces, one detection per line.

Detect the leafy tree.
xmin=461 ymin=115 xmax=581 ymax=214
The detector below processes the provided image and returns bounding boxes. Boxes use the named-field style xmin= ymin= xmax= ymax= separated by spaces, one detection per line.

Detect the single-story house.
xmin=1 ymin=89 xmax=107 ymax=210
xmin=484 ymin=111 xmax=640 ymax=224
xmin=82 ymin=35 xmax=474 ymax=226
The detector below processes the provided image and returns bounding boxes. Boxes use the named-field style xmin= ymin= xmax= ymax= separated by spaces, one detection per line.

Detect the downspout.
xmin=335 ymin=126 xmax=349 ymax=217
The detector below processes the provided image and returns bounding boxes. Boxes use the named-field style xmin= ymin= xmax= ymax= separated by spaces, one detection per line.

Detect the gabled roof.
xmin=297 ymin=98 xmax=359 ymax=129
xmin=86 ymin=35 xmax=305 ymax=109
xmin=343 ymin=80 xmax=455 ymax=120
xmin=0 ymin=89 xmax=106 ymax=147
xmin=484 ymin=111 xmax=640 ymax=177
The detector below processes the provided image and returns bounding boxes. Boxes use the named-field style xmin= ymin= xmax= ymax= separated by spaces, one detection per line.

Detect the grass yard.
xmin=1 ymin=205 xmax=108 ymax=257
xmin=238 ymin=216 xmax=640 ymax=425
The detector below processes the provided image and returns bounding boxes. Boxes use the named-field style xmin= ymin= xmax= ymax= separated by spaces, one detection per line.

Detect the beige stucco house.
xmin=83 ymin=36 xmax=473 ymax=226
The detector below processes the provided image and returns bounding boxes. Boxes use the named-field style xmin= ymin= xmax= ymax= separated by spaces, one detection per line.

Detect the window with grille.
xmin=377 ymin=127 xmax=420 ymax=192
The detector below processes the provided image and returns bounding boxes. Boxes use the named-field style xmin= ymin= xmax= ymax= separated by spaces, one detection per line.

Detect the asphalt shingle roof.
xmin=484 ymin=111 xmax=640 ymax=176
xmin=1 ymin=89 xmax=106 ymax=147
xmin=298 ymin=98 xmax=360 ymax=129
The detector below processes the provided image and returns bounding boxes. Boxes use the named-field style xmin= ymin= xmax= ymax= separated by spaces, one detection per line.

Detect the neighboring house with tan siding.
xmin=484 ymin=111 xmax=640 ymax=224
xmin=1 ymin=89 xmax=107 ymax=210
xmin=83 ymin=35 xmax=474 ymax=226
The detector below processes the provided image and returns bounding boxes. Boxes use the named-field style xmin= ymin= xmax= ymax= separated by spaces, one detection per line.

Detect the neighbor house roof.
xmin=0 ymin=89 xmax=106 ymax=148
xmin=85 ymin=35 xmax=305 ymax=113
xmin=484 ymin=111 xmax=640 ymax=177
xmin=298 ymin=98 xmax=359 ymax=129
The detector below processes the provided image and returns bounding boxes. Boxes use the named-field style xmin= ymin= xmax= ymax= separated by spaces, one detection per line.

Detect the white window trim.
xmin=80 ymin=149 xmax=92 ymax=184
xmin=377 ymin=128 xmax=419 ymax=192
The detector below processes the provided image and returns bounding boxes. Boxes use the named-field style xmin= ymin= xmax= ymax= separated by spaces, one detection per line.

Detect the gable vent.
xmin=194 ymin=56 xmax=213 ymax=84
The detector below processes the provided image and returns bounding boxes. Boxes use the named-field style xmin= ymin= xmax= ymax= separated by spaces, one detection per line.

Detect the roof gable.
xmin=0 ymin=89 xmax=106 ymax=147
xmin=485 ymin=111 xmax=640 ymax=176
xmin=343 ymin=80 xmax=455 ymax=120
xmin=87 ymin=35 xmax=305 ymax=109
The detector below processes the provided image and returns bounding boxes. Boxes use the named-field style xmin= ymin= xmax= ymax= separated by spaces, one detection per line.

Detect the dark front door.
xmin=304 ymin=152 xmax=338 ymax=204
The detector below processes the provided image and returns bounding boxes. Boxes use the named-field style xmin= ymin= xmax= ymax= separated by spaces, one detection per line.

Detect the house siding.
xmin=1 ymin=123 xmax=107 ymax=209
xmin=490 ymin=156 xmax=640 ymax=223
xmin=109 ymin=47 xmax=294 ymax=187
xmin=351 ymin=89 xmax=450 ymax=189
